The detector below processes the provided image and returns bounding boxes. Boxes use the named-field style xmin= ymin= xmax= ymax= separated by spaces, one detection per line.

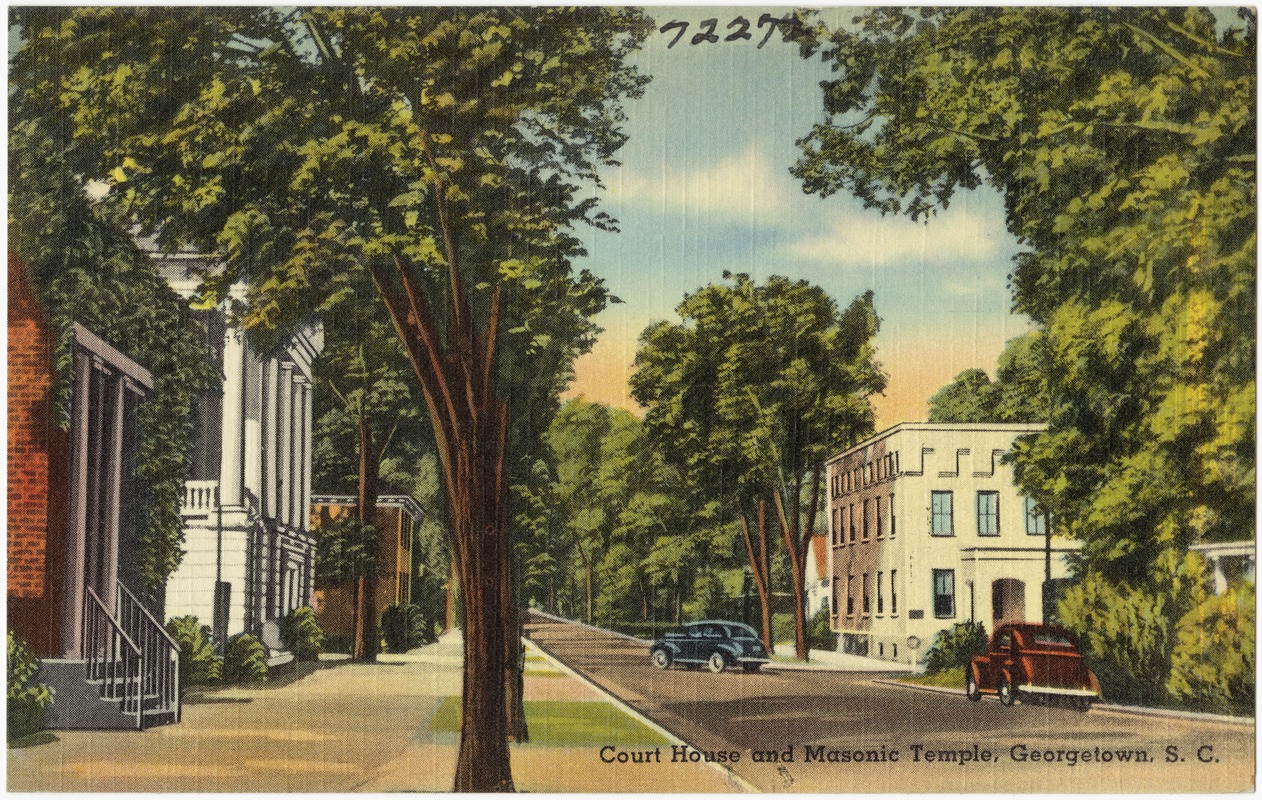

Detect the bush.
xmin=922 ymin=621 xmax=988 ymax=675
xmin=322 ymin=632 xmax=354 ymax=655
xmin=1167 ymin=582 xmax=1255 ymax=715
xmin=222 ymin=634 xmax=268 ymax=683
xmin=382 ymin=604 xmax=435 ymax=653
xmin=7 ymin=633 xmax=53 ymax=742
xmin=808 ymin=608 xmax=835 ymax=652
xmin=1056 ymin=573 xmax=1173 ymax=705
xmin=165 ymin=616 xmax=222 ymax=689
xmin=280 ymin=607 xmax=323 ymax=661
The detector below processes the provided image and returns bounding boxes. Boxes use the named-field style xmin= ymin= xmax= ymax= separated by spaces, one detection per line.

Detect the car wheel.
xmin=1075 ymin=697 xmax=1092 ymax=713
xmin=998 ymin=676 xmax=1017 ymax=707
xmin=743 ymin=663 xmax=761 ymax=674
xmin=965 ymin=668 xmax=981 ymax=702
xmin=651 ymin=649 xmax=671 ymax=670
xmin=707 ymin=651 xmax=728 ymax=674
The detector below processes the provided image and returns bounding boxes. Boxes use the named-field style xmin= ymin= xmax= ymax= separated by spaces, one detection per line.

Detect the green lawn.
xmin=900 ymin=667 xmax=965 ymax=688
xmin=430 ymin=697 xmax=669 ymax=747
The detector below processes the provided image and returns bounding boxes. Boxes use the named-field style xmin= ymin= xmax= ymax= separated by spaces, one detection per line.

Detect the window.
xmin=931 ymin=491 xmax=954 ymax=536
xmin=877 ymin=571 xmax=884 ymax=614
xmin=862 ymin=574 xmax=870 ymax=614
xmin=846 ymin=576 xmax=855 ymax=616
xmin=848 ymin=505 xmax=856 ymax=543
xmin=831 ymin=581 xmax=839 ymax=617
xmin=1025 ymin=496 xmax=1048 ymax=535
xmin=875 ymin=497 xmax=883 ymax=537
xmin=890 ymin=569 xmax=898 ymax=614
xmin=862 ymin=499 xmax=871 ymax=539
xmin=933 ymin=569 xmax=956 ymax=618
xmin=976 ymin=491 xmax=999 ymax=536
xmin=864 ymin=464 xmax=872 ymax=484
xmin=832 ymin=508 xmax=841 ymax=546
xmin=889 ymin=494 xmax=896 ymax=538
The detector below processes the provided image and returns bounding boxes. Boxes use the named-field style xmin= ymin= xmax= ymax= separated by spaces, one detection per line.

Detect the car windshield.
xmin=728 ymin=624 xmax=759 ymax=640
xmin=1032 ymin=632 xmax=1075 ymax=648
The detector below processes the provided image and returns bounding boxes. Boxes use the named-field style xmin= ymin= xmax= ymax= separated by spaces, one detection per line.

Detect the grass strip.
xmin=430 ymin=697 xmax=670 ymax=746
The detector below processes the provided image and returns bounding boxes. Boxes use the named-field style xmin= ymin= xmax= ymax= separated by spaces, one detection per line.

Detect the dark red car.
xmin=966 ymin=623 xmax=1101 ymax=710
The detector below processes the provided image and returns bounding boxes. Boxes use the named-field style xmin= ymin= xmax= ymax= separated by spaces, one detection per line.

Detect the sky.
xmin=561 ymin=6 xmax=1035 ymax=427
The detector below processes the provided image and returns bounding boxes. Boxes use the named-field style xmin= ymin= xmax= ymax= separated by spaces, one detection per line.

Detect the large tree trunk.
xmin=735 ymin=496 xmax=774 ymax=653
xmin=353 ymin=416 xmax=380 ymax=662
xmin=372 ymin=243 xmax=515 ymax=790
xmin=773 ymin=467 xmax=824 ymax=661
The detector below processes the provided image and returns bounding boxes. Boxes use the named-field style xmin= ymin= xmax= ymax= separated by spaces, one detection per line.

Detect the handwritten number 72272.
xmin=659 ymin=14 xmax=800 ymax=49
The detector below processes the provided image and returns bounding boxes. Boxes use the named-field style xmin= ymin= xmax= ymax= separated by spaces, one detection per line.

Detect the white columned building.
xmin=151 ymin=249 xmax=324 ymax=644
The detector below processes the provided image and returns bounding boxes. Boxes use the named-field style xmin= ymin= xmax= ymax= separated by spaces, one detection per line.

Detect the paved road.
xmin=525 ymin=613 xmax=1255 ymax=793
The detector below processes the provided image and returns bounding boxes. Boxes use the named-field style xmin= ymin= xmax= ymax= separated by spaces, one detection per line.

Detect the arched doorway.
xmin=991 ymin=579 xmax=1025 ymax=629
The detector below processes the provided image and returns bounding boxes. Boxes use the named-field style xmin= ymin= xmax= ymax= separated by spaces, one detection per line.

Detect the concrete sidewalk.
xmin=766 ymin=644 xmax=915 ymax=672
xmin=8 ymin=632 xmax=741 ymax=793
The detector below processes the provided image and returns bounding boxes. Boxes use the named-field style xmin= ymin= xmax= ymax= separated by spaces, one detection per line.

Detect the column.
xmin=243 ymin=351 xmax=262 ymax=504
xmin=289 ymin=377 xmax=303 ymax=529
xmin=262 ymin=359 xmax=279 ymax=517
xmin=301 ymin=379 xmax=313 ymax=533
xmin=278 ymin=364 xmax=293 ymax=526
xmin=60 ymin=353 xmax=94 ymax=657
xmin=219 ymin=327 xmax=245 ymax=507
xmin=1212 ymin=556 xmax=1227 ymax=595
xmin=101 ymin=374 xmax=128 ymax=608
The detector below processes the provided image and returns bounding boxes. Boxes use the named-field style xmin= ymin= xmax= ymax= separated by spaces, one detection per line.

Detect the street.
xmin=525 ymin=613 xmax=1255 ymax=793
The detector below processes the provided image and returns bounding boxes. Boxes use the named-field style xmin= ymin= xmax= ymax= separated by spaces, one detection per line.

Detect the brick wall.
xmin=7 ymin=253 xmax=66 ymax=655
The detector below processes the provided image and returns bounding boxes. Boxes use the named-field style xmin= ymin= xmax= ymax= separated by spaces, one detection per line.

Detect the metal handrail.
xmin=115 ymin=581 xmax=181 ymax=724
xmin=82 ymin=586 xmax=142 ymax=729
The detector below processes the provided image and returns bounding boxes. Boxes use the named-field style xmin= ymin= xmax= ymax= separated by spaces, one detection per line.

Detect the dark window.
xmin=862 ymin=499 xmax=871 ymax=539
xmin=877 ymin=571 xmax=884 ymax=614
xmin=875 ymin=497 xmax=883 ymax=537
xmin=848 ymin=505 xmax=856 ymax=543
xmin=890 ymin=569 xmax=897 ymax=614
xmin=931 ymin=491 xmax=954 ymax=536
xmin=977 ymin=491 xmax=999 ymax=536
xmin=933 ymin=569 xmax=956 ymax=618
xmin=1025 ymin=496 xmax=1048 ymax=535
xmin=832 ymin=508 xmax=841 ymax=546
xmin=862 ymin=574 xmax=870 ymax=614
xmin=889 ymin=494 xmax=896 ymax=538
xmin=846 ymin=576 xmax=854 ymax=616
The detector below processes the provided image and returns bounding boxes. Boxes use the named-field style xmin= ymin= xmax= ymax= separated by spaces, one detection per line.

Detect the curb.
xmin=523 ymin=636 xmax=758 ymax=793
xmin=528 ymin=609 xmax=653 ymax=646
xmin=872 ymin=679 xmax=1256 ymax=726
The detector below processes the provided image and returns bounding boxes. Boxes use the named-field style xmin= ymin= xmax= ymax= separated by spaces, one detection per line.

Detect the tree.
xmin=792 ymin=7 xmax=1253 ymax=697
xmin=631 ymin=274 xmax=886 ymax=658
xmin=312 ymin=279 xmax=427 ymax=661
xmin=928 ymin=333 xmax=1050 ymax=423
xmin=9 ymin=8 xmax=652 ymax=789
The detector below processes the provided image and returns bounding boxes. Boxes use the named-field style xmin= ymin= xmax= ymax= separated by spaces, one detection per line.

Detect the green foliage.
xmin=165 ymin=616 xmax=222 ymax=689
xmin=922 ymin=621 xmax=989 ymax=675
xmin=8 ymin=169 xmax=217 ymax=595
xmin=1167 ymin=582 xmax=1255 ymax=715
xmin=380 ymin=604 xmax=434 ymax=653
xmin=315 ymin=517 xmax=381 ymax=588
xmin=7 ymin=634 xmax=53 ymax=742
xmin=280 ymin=607 xmax=324 ymax=662
xmin=1056 ymin=574 xmax=1174 ymax=705
xmin=807 ymin=608 xmax=835 ymax=652
xmin=222 ymin=634 xmax=269 ymax=684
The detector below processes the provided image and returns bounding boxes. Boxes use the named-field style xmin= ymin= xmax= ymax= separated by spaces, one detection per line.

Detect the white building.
xmin=154 ymin=250 xmax=324 ymax=644
xmin=803 ymin=535 xmax=830 ymax=619
xmin=827 ymin=423 xmax=1078 ymax=666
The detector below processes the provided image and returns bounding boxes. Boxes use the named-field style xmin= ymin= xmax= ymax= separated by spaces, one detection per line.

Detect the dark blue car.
xmin=649 ymin=620 xmax=770 ymax=673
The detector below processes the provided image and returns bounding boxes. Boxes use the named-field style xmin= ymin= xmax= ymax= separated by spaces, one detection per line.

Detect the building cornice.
xmin=826 ymin=422 xmax=1049 ymax=467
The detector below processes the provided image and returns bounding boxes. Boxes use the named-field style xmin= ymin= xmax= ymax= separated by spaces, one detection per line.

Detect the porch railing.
xmin=182 ymin=480 xmax=219 ymax=514
xmin=82 ymin=586 xmax=143 ymax=729
xmin=115 ymin=581 xmax=181 ymax=725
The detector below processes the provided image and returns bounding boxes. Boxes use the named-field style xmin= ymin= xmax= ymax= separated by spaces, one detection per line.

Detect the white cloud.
xmin=787 ymin=205 xmax=1012 ymax=268
xmin=602 ymin=146 xmax=796 ymax=217
xmin=943 ymin=273 xmax=1008 ymax=297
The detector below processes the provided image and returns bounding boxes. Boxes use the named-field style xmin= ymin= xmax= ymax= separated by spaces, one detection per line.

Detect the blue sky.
xmin=565 ymin=6 xmax=1035 ymax=425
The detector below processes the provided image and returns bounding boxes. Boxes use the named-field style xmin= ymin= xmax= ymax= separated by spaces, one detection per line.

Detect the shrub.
xmin=322 ymin=633 xmax=354 ymax=655
xmin=381 ymin=604 xmax=430 ymax=653
xmin=222 ymin=634 xmax=268 ymax=683
xmin=1056 ymin=573 xmax=1173 ymax=705
xmin=7 ymin=633 xmax=53 ymax=742
xmin=1167 ymin=582 xmax=1255 ymax=715
xmin=280 ymin=607 xmax=323 ymax=662
xmin=165 ymin=616 xmax=222 ymax=689
xmin=922 ymin=620 xmax=988 ymax=675
xmin=807 ymin=608 xmax=835 ymax=652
